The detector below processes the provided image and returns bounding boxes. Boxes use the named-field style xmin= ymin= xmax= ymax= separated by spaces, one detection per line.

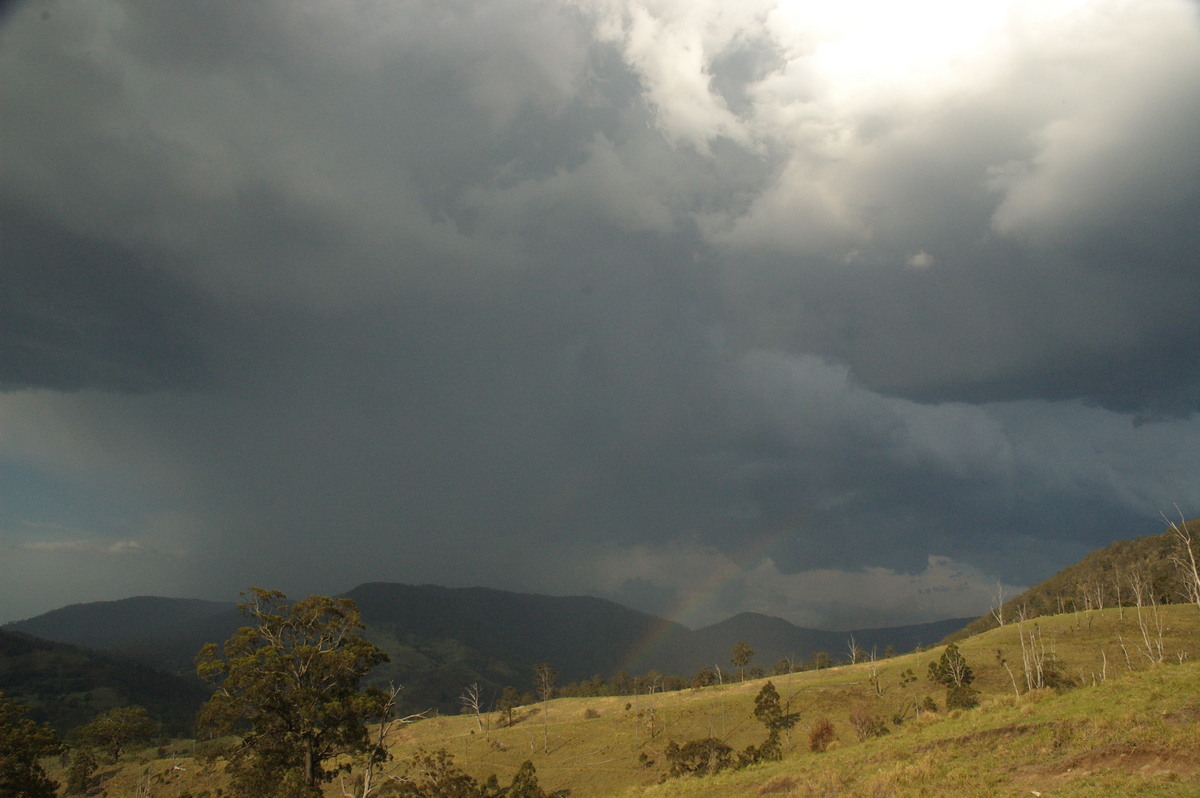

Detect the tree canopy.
xmin=196 ymin=587 xmax=389 ymax=795
xmin=77 ymin=705 xmax=157 ymax=762
xmin=0 ymin=691 xmax=63 ymax=798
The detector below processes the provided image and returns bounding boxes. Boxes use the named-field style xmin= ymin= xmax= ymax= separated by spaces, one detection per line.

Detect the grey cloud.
xmin=0 ymin=206 xmax=221 ymax=392
xmin=0 ymin=0 xmax=1198 ymax=626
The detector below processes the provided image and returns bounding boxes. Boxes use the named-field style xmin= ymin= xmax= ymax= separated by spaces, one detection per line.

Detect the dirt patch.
xmin=914 ymin=722 xmax=1045 ymax=752
xmin=1023 ymin=742 xmax=1200 ymax=786
xmin=758 ymin=774 xmax=801 ymax=794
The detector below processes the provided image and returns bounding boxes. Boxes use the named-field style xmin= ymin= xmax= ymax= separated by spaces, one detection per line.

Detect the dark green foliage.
xmin=0 ymin=628 xmax=207 ymax=735
xmin=730 ymin=641 xmax=754 ymax=680
xmin=929 ymin=643 xmax=978 ymax=709
xmin=507 ymin=760 xmax=546 ymax=798
xmin=65 ymin=747 xmax=97 ymax=795
xmin=663 ymin=737 xmax=734 ymax=778
xmin=692 ymin=666 xmax=717 ymax=688
xmin=0 ymin=691 xmax=63 ymax=798
xmin=195 ymin=588 xmax=389 ymax=793
xmin=77 ymin=705 xmax=157 ymax=762
xmin=928 ymin=643 xmax=974 ymax=689
xmin=738 ymin=731 xmax=781 ymax=767
xmin=946 ymin=684 xmax=980 ymax=709
xmin=753 ymin=681 xmax=785 ymax=730
xmin=497 ymin=685 xmax=522 ymax=727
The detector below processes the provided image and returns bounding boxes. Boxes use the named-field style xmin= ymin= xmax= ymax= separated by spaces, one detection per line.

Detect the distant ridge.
xmin=6 ymin=583 xmax=972 ymax=715
xmin=6 ymin=595 xmax=236 ymax=649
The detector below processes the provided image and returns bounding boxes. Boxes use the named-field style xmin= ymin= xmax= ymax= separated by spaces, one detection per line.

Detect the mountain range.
xmin=3 ymin=582 xmax=969 ymax=720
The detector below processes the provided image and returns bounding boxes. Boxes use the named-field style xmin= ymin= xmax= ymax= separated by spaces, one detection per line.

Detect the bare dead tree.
xmin=459 ymin=683 xmax=484 ymax=735
xmin=1126 ymin=566 xmax=1166 ymax=664
xmin=1017 ymin=622 xmax=1052 ymax=691
xmin=1113 ymin=566 xmax=1124 ymax=619
xmin=1165 ymin=508 xmax=1200 ymax=610
xmin=533 ymin=663 xmax=556 ymax=754
xmin=995 ymin=649 xmax=1021 ymax=700
xmin=846 ymin=635 xmax=859 ymax=665
xmin=340 ymin=683 xmax=427 ymax=798
xmin=990 ymin=580 xmax=1007 ymax=627
xmin=1116 ymin=633 xmax=1134 ymax=672
xmin=867 ymin=647 xmax=882 ymax=697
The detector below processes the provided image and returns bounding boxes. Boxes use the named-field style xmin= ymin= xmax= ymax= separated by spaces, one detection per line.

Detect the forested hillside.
xmin=948 ymin=516 xmax=1200 ymax=642
xmin=0 ymin=628 xmax=207 ymax=734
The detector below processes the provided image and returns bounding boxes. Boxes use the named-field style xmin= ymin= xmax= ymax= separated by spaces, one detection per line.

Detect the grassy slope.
xmin=51 ymin=604 xmax=1200 ymax=797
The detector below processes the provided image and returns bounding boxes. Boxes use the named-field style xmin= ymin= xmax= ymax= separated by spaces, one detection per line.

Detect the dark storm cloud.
xmin=1 ymin=0 xmax=1199 ymax=626
xmin=0 ymin=206 xmax=219 ymax=392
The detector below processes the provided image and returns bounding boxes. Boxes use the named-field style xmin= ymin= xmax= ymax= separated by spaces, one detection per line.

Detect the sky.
xmin=2 ymin=0 xmax=1199 ymax=630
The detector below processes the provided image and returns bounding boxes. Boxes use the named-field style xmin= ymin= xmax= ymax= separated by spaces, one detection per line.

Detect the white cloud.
xmin=906 ymin=250 xmax=934 ymax=270
xmin=20 ymin=539 xmax=148 ymax=556
xmin=988 ymin=0 xmax=1200 ymax=242
xmin=576 ymin=541 xmax=1008 ymax=628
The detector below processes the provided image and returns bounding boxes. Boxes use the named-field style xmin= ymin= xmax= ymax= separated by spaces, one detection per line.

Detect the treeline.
xmin=501 ymin=643 xmax=899 ymax=707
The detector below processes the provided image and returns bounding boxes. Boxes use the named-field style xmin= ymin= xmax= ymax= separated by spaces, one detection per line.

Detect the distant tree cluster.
xmin=383 ymin=748 xmax=546 ymax=798
xmin=549 ymin=669 xmax=690 ymax=699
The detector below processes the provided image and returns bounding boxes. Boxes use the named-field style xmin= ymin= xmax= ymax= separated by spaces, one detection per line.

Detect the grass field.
xmin=55 ymin=604 xmax=1200 ymax=796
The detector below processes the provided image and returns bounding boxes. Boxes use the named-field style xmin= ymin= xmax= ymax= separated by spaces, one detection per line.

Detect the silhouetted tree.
xmin=731 ymin=641 xmax=754 ymax=681
xmin=533 ymin=663 xmax=556 ymax=753
xmin=497 ymin=686 xmax=521 ymax=727
xmin=196 ymin=588 xmax=389 ymax=796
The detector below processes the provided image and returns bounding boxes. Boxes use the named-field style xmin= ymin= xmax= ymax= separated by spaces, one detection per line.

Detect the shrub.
xmin=848 ymin=706 xmax=890 ymax=742
xmin=808 ymin=717 xmax=836 ymax=752
xmin=663 ymin=737 xmax=733 ymax=778
xmin=946 ymin=684 xmax=980 ymax=710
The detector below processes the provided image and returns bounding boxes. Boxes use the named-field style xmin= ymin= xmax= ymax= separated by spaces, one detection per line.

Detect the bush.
xmin=848 ymin=706 xmax=890 ymax=742
xmin=946 ymin=685 xmax=980 ymax=710
xmin=808 ymin=717 xmax=836 ymax=752
xmin=663 ymin=737 xmax=733 ymax=779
